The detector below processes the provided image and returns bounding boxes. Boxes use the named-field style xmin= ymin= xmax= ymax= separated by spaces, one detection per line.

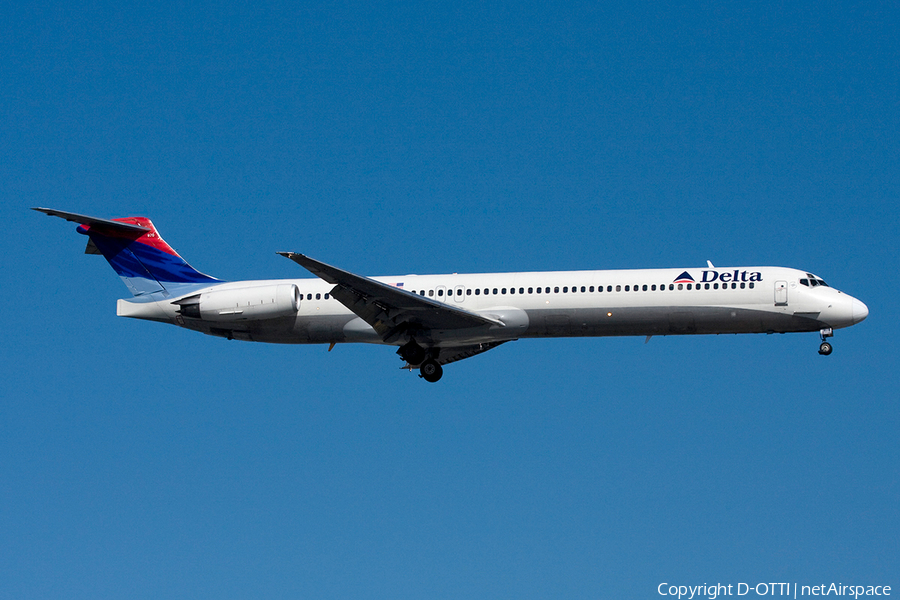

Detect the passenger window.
xmin=324 ymin=293 xmax=330 ymax=300
xmin=731 ymin=282 xmax=737 ymax=289
xmin=749 ymin=282 xmax=755 ymax=289
xmin=536 ymin=287 xmax=541 ymax=294
xmin=467 ymin=289 xmax=472 ymax=295
xmin=554 ymin=287 xmax=560 ymax=293
xmin=563 ymin=286 xmax=568 ymax=293
xmin=475 ymin=289 xmax=480 ymax=295
xmin=740 ymin=282 xmax=745 ymax=289
xmin=545 ymin=287 xmax=551 ymax=294
xmin=307 ymin=293 xmax=312 ymax=300
xmin=651 ymin=284 xmax=656 ymax=291
xmin=624 ymin=285 xmax=630 ymax=291
xmin=502 ymin=288 xmax=507 ymax=294
xmin=528 ymin=287 xmax=533 ymax=294
xmin=616 ymin=285 xmax=621 ymax=292
xmin=677 ymin=284 xmax=683 ymax=290
xmin=642 ymin=284 xmax=647 ymax=291
xmin=484 ymin=289 xmax=489 ymax=295
xmin=438 ymin=289 xmax=444 ymax=296
xmin=510 ymin=288 xmax=515 ymax=294
xmin=493 ymin=288 xmax=498 ymax=295
xmin=429 ymin=290 xmax=434 ymax=297
xmin=669 ymin=284 xmax=674 ymax=290
xmin=316 ymin=293 xmax=321 ymax=300
xmin=589 ymin=286 xmax=594 ymax=292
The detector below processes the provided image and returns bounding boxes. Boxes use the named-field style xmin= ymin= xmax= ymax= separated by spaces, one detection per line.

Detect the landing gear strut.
xmin=818 ymin=328 xmax=833 ymax=356
xmin=419 ymin=359 xmax=443 ymax=383
xmin=398 ymin=340 xmax=444 ymax=382
xmin=397 ymin=339 xmax=427 ymax=366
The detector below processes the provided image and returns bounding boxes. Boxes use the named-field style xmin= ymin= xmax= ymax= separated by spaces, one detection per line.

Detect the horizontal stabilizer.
xmin=32 ymin=207 xmax=150 ymax=233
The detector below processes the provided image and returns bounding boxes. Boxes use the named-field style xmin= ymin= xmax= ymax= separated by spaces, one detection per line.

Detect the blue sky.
xmin=2 ymin=1 xmax=898 ymax=598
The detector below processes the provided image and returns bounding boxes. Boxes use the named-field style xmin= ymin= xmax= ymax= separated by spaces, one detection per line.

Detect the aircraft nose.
xmin=851 ymin=298 xmax=868 ymax=324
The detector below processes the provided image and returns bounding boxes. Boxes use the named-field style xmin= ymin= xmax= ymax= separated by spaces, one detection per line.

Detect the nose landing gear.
xmin=818 ymin=328 xmax=834 ymax=356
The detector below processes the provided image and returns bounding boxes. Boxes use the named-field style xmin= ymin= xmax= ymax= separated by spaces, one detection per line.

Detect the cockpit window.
xmin=804 ymin=273 xmax=829 ymax=287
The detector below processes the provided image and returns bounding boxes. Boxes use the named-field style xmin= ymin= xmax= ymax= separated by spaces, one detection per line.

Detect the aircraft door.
xmin=454 ymin=285 xmax=465 ymax=303
xmin=774 ymin=280 xmax=788 ymax=306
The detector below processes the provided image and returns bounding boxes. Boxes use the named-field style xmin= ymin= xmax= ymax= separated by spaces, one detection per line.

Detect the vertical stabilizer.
xmin=34 ymin=208 xmax=220 ymax=297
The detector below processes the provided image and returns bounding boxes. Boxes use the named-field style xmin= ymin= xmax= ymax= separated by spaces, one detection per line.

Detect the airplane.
xmin=34 ymin=207 xmax=869 ymax=382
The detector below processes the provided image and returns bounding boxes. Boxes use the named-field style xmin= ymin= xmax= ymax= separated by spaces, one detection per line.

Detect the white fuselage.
xmin=118 ymin=266 xmax=868 ymax=348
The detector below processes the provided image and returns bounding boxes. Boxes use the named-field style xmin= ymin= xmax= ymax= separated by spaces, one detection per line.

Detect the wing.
xmin=278 ymin=252 xmax=504 ymax=344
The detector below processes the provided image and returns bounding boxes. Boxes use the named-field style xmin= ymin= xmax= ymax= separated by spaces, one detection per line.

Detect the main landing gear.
xmin=419 ymin=359 xmax=443 ymax=383
xmin=818 ymin=328 xmax=834 ymax=356
xmin=398 ymin=340 xmax=444 ymax=383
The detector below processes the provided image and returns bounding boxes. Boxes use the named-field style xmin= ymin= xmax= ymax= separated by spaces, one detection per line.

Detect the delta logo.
xmin=672 ymin=270 xmax=764 ymax=284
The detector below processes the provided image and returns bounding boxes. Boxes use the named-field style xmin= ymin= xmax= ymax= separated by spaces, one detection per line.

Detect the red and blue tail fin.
xmin=34 ymin=208 xmax=221 ymax=297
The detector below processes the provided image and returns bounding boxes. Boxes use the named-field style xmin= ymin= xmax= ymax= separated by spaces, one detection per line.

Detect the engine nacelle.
xmin=175 ymin=284 xmax=301 ymax=322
